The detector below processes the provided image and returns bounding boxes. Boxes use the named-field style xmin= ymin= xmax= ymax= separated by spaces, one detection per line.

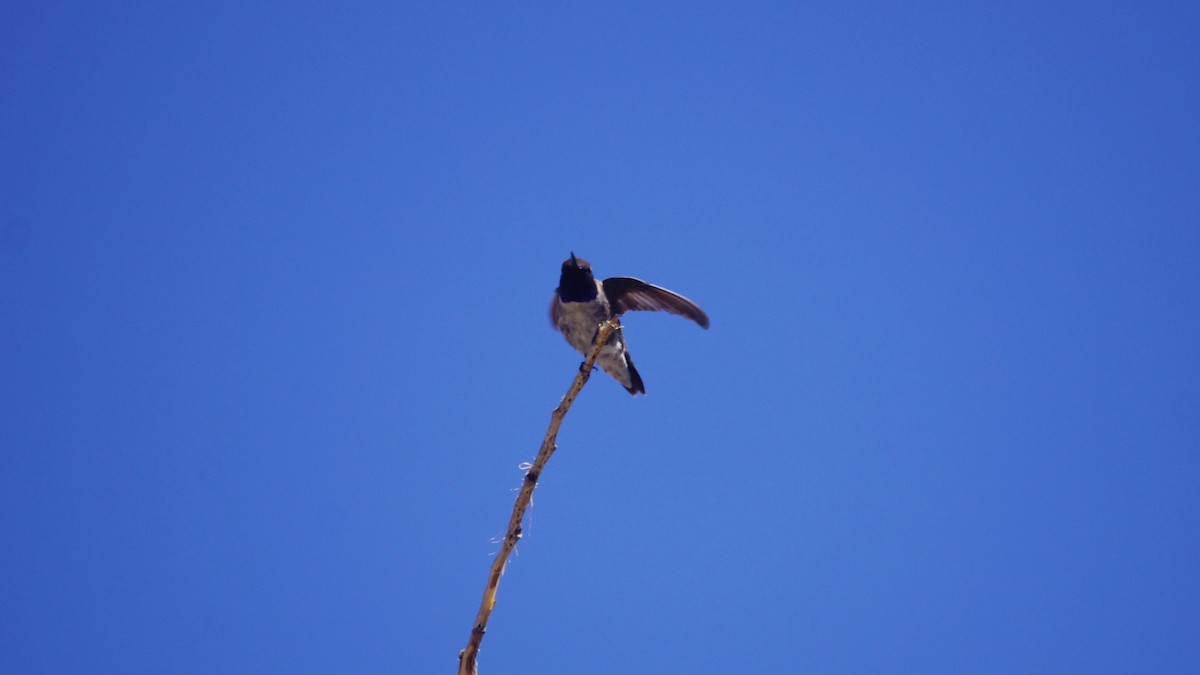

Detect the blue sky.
xmin=2 ymin=2 xmax=1198 ymax=673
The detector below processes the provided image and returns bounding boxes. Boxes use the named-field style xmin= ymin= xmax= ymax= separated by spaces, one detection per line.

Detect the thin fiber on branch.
xmin=457 ymin=318 xmax=620 ymax=675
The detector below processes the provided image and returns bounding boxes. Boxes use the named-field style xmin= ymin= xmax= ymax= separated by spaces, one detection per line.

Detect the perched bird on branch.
xmin=551 ymin=253 xmax=709 ymax=395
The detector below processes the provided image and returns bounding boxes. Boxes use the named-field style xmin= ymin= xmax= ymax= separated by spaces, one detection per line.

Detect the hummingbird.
xmin=550 ymin=253 xmax=709 ymax=395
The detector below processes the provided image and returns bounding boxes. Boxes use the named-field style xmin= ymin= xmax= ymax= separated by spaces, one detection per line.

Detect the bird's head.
xmin=558 ymin=252 xmax=598 ymax=300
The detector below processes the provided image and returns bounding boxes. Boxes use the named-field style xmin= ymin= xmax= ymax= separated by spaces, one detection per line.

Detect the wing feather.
xmin=602 ymin=277 xmax=709 ymax=328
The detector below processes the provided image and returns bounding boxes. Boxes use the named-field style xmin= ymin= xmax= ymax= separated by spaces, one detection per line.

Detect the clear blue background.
xmin=2 ymin=2 xmax=1198 ymax=673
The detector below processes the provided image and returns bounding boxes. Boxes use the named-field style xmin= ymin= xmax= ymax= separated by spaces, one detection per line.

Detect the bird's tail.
xmin=623 ymin=353 xmax=646 ymax=396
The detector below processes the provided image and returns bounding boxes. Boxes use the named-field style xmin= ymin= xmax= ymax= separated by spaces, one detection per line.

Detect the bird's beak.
xmin=570 ymin=252 xmax=578 ymax=267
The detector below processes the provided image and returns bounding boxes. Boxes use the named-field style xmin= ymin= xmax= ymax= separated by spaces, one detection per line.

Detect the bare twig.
xmin=457 ymin=318 xmax=620 ymax=675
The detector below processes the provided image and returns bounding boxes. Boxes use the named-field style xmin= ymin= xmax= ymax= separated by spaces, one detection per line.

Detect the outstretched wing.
xmin=602 ymin=277 xmax=709 ymax=328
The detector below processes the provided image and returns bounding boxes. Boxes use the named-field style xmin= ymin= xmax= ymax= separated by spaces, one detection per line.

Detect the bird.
xmin=550 ymin=253 xmax=709 ymax=395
